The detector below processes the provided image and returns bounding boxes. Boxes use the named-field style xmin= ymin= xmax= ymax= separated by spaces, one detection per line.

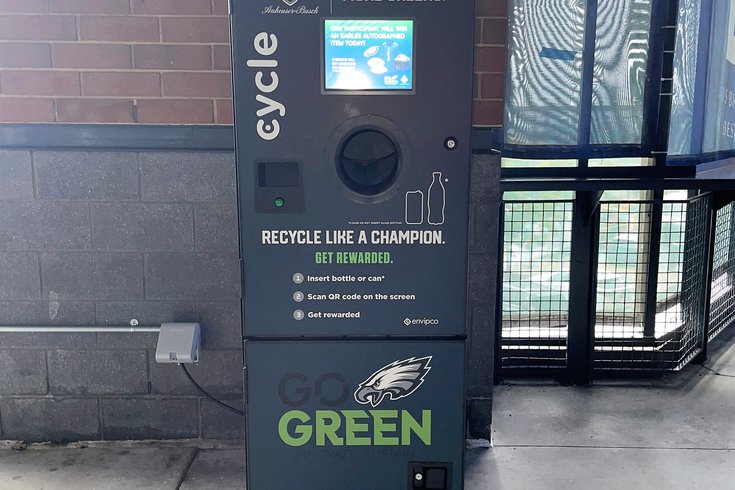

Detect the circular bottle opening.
xmin=336 ymin=129 xmax=401 ymax=196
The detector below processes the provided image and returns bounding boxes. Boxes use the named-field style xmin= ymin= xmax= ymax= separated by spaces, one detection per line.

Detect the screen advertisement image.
xmin=324 ymin=19 xmax=414 ymax=92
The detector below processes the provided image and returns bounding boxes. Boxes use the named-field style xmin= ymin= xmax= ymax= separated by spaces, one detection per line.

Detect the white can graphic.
xmin=405 ymin=190 xmax=424 ymax=225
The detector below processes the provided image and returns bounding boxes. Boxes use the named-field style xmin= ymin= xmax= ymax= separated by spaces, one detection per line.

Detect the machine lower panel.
xmin=244 ymin=340 xmax=465 ymax=490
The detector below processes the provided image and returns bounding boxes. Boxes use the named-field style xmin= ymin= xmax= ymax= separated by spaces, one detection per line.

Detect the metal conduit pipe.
xmin=0 ymin=325 xmax=161 ymax=333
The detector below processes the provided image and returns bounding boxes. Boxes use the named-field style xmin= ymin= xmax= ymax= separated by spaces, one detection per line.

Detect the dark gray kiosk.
xmin=231 ymin=1 xmax=475 ymax=488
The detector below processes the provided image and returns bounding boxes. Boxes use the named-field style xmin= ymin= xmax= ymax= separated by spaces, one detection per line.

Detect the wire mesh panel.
xmin=656 ymin=200 xmax=687 ymax=336
xmin=595 ymin=201 xmax=652 ymax=341
xmin=709 ymin=203 xmax=735 ymax=340
xmin=672 ymin=195 xmax=709 ymax=367
xmin=594 ymin=195 xmax=711 ymax=371
xmin=501 ymin=200 xmax=573 ymax=372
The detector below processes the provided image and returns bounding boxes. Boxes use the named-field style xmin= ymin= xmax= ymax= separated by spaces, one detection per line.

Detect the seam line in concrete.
xmin=492 ymin=444 xmax=735 ymax=451
xmin=175 ymin=447 xmax=200 ymax=490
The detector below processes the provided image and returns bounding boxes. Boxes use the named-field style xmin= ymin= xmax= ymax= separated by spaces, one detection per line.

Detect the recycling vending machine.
xmin=231 ymin=0 xmax=475 ymax=488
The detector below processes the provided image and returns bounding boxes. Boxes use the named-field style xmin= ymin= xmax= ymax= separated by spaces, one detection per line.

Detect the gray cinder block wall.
xmin=0 ymin=150 xmax=243 ymax=442
xmin=0 ymin=149 xmax=500 ymax=442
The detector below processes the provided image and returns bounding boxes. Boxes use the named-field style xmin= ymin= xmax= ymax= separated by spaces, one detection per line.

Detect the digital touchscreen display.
xmin=324 ymin=20 xmax=414 ymax=92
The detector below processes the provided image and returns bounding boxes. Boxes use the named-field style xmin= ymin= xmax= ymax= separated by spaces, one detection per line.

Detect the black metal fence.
xmin=497 ymin=192 xmax=734 ymax=381
xmin=709 ymin=202 xmax=735 ymax=341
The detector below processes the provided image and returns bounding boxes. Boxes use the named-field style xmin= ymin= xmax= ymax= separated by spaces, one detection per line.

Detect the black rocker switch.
xmin=425 ymin=468 xmax=447 ymax=489
xmin=409 ymin=463 xmax=451 ymax=490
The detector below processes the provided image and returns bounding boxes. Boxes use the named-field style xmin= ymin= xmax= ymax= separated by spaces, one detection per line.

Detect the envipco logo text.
xmin=404 ymin=318 xmax=440 ymax=326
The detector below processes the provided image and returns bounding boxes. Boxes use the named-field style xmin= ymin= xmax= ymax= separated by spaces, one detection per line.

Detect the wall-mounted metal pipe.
xmin=0 ymin=326 xmax=160 ymax=333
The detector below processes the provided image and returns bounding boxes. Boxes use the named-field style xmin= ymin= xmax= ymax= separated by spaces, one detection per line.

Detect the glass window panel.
xmin=502 ymin=158 xmax=578 ymax=168
xmin=668 ymin=0 xmax=702 ymax=156
xmin=505 ymin=0 xmax=587 ymax=146
xmin=663 ymin=190 xmax=688 ymax=200
xmin=503 ymin=191 xmax=575 ymax=201
xmin=591 ymin=0 xmax=653 ymax=144
xmin=588 ymin=157 xmax=654 ymax=167
xmin=601 ymin=190 xmax=650 ymax=201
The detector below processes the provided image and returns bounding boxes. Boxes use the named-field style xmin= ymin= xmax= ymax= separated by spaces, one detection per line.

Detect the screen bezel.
xmin=321 ymin=18 xmax=417 ymax=96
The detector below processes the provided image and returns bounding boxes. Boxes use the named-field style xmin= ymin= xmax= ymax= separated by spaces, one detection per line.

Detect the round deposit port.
xmin=336 ymin=129 xmax=401 ymax=196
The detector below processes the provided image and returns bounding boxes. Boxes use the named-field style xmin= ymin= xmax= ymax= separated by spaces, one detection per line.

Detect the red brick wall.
xmin=0 ymin=0 xmax=506 ymax=127
xmin=475 ymin=0 xmax=507 ymax=127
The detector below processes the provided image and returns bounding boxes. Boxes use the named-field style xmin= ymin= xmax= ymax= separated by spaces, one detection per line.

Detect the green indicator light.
xmin=274 ymin=197 xmax=285 ymax=208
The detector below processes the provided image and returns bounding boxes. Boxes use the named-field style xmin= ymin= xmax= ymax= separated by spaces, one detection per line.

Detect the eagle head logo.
xmin=354 ymin=356 xmax=432 ymax=408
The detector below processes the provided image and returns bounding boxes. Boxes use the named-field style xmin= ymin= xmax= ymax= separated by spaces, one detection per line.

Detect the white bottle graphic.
xmin=427 ymin=172 xmax=446 ymax=225
xmin=405 ymin=190 xmax=424 ymax=225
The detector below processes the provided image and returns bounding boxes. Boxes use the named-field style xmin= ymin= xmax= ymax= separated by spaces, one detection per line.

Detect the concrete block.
xmin=95 ymin=332 xmax=159 ymax=350
xmin=200 ymin=400 xmax=244 ymax=439
xmin=0 ymin=398 xmax=100 ymax=442
xmin=140 ymin=152 xmax=236 ymax=202
xmin=0 ymin=299 xmax=95 ymax=326
xmin=471 ymin=203 xmax=500 ymax=254
xmin=91 ymin=203 xmax=194 ymax=251
xmin=470 ymin=154 xmax=502 ymax=205
xmin=0 ymin=332 xmax=96 ymax=350
xmin=149 ymin=349 xmax=243 ymax=396
xmin=0 ymin=350 xmax=47 ymax=395
xmin=0 ymin=253 xmax=41 ymax=299
xmin=0 ymin=150 xmax=33 ymax=201
xmin=468 ymin=254 xmax=496 ymax=304
xmin=193 ymin=203 xmax=238 ymax=252
xmin=34 ymin=151 xmax=139 ymax=201
xmin=101 ymin=398 xmax=199 ymax=440
xmin=467 ymin=303 xmax=496 ymax=398
xmin=467 ymin=398 xmax=493 ymax=440
xmin=144 ymin=253 xmax=240 ymax=300
xmin=48 ymin=350 xmax=148 ymax=395
xmin=195 ymin=300 xmax=242 ymax=350
xmin=41 ymin=253 xmax=144 ymax=300
xmin=0 ymin=202 xmax=91 ymax=251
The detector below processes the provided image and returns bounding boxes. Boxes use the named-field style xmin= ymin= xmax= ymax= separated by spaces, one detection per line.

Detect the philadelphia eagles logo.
xmin=354 ymin=356 xmax=432 ymax=408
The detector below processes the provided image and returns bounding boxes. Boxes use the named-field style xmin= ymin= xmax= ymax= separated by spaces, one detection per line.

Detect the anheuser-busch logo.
xmin=262 ymin=0 xmax=319 ymax=15
xmin=246 ymin=32 xmax=285 ymax=141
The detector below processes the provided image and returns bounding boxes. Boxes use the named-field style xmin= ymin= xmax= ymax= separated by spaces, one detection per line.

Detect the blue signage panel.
xmin=669 ymin=0 xmax=735 ymax=174
xmin=702 ymin=0 xmax=735 ymax=154
xmin=324 ymin=19 xmax=414 ymax=92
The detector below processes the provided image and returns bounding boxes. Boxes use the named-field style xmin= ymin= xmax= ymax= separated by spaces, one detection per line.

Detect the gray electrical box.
xmin=155 ymin=323 xmax=201 ymax=364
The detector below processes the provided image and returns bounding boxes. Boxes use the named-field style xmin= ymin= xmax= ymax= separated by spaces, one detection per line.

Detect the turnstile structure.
xmin=231 ymin=1 xmax=475 ymax=488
